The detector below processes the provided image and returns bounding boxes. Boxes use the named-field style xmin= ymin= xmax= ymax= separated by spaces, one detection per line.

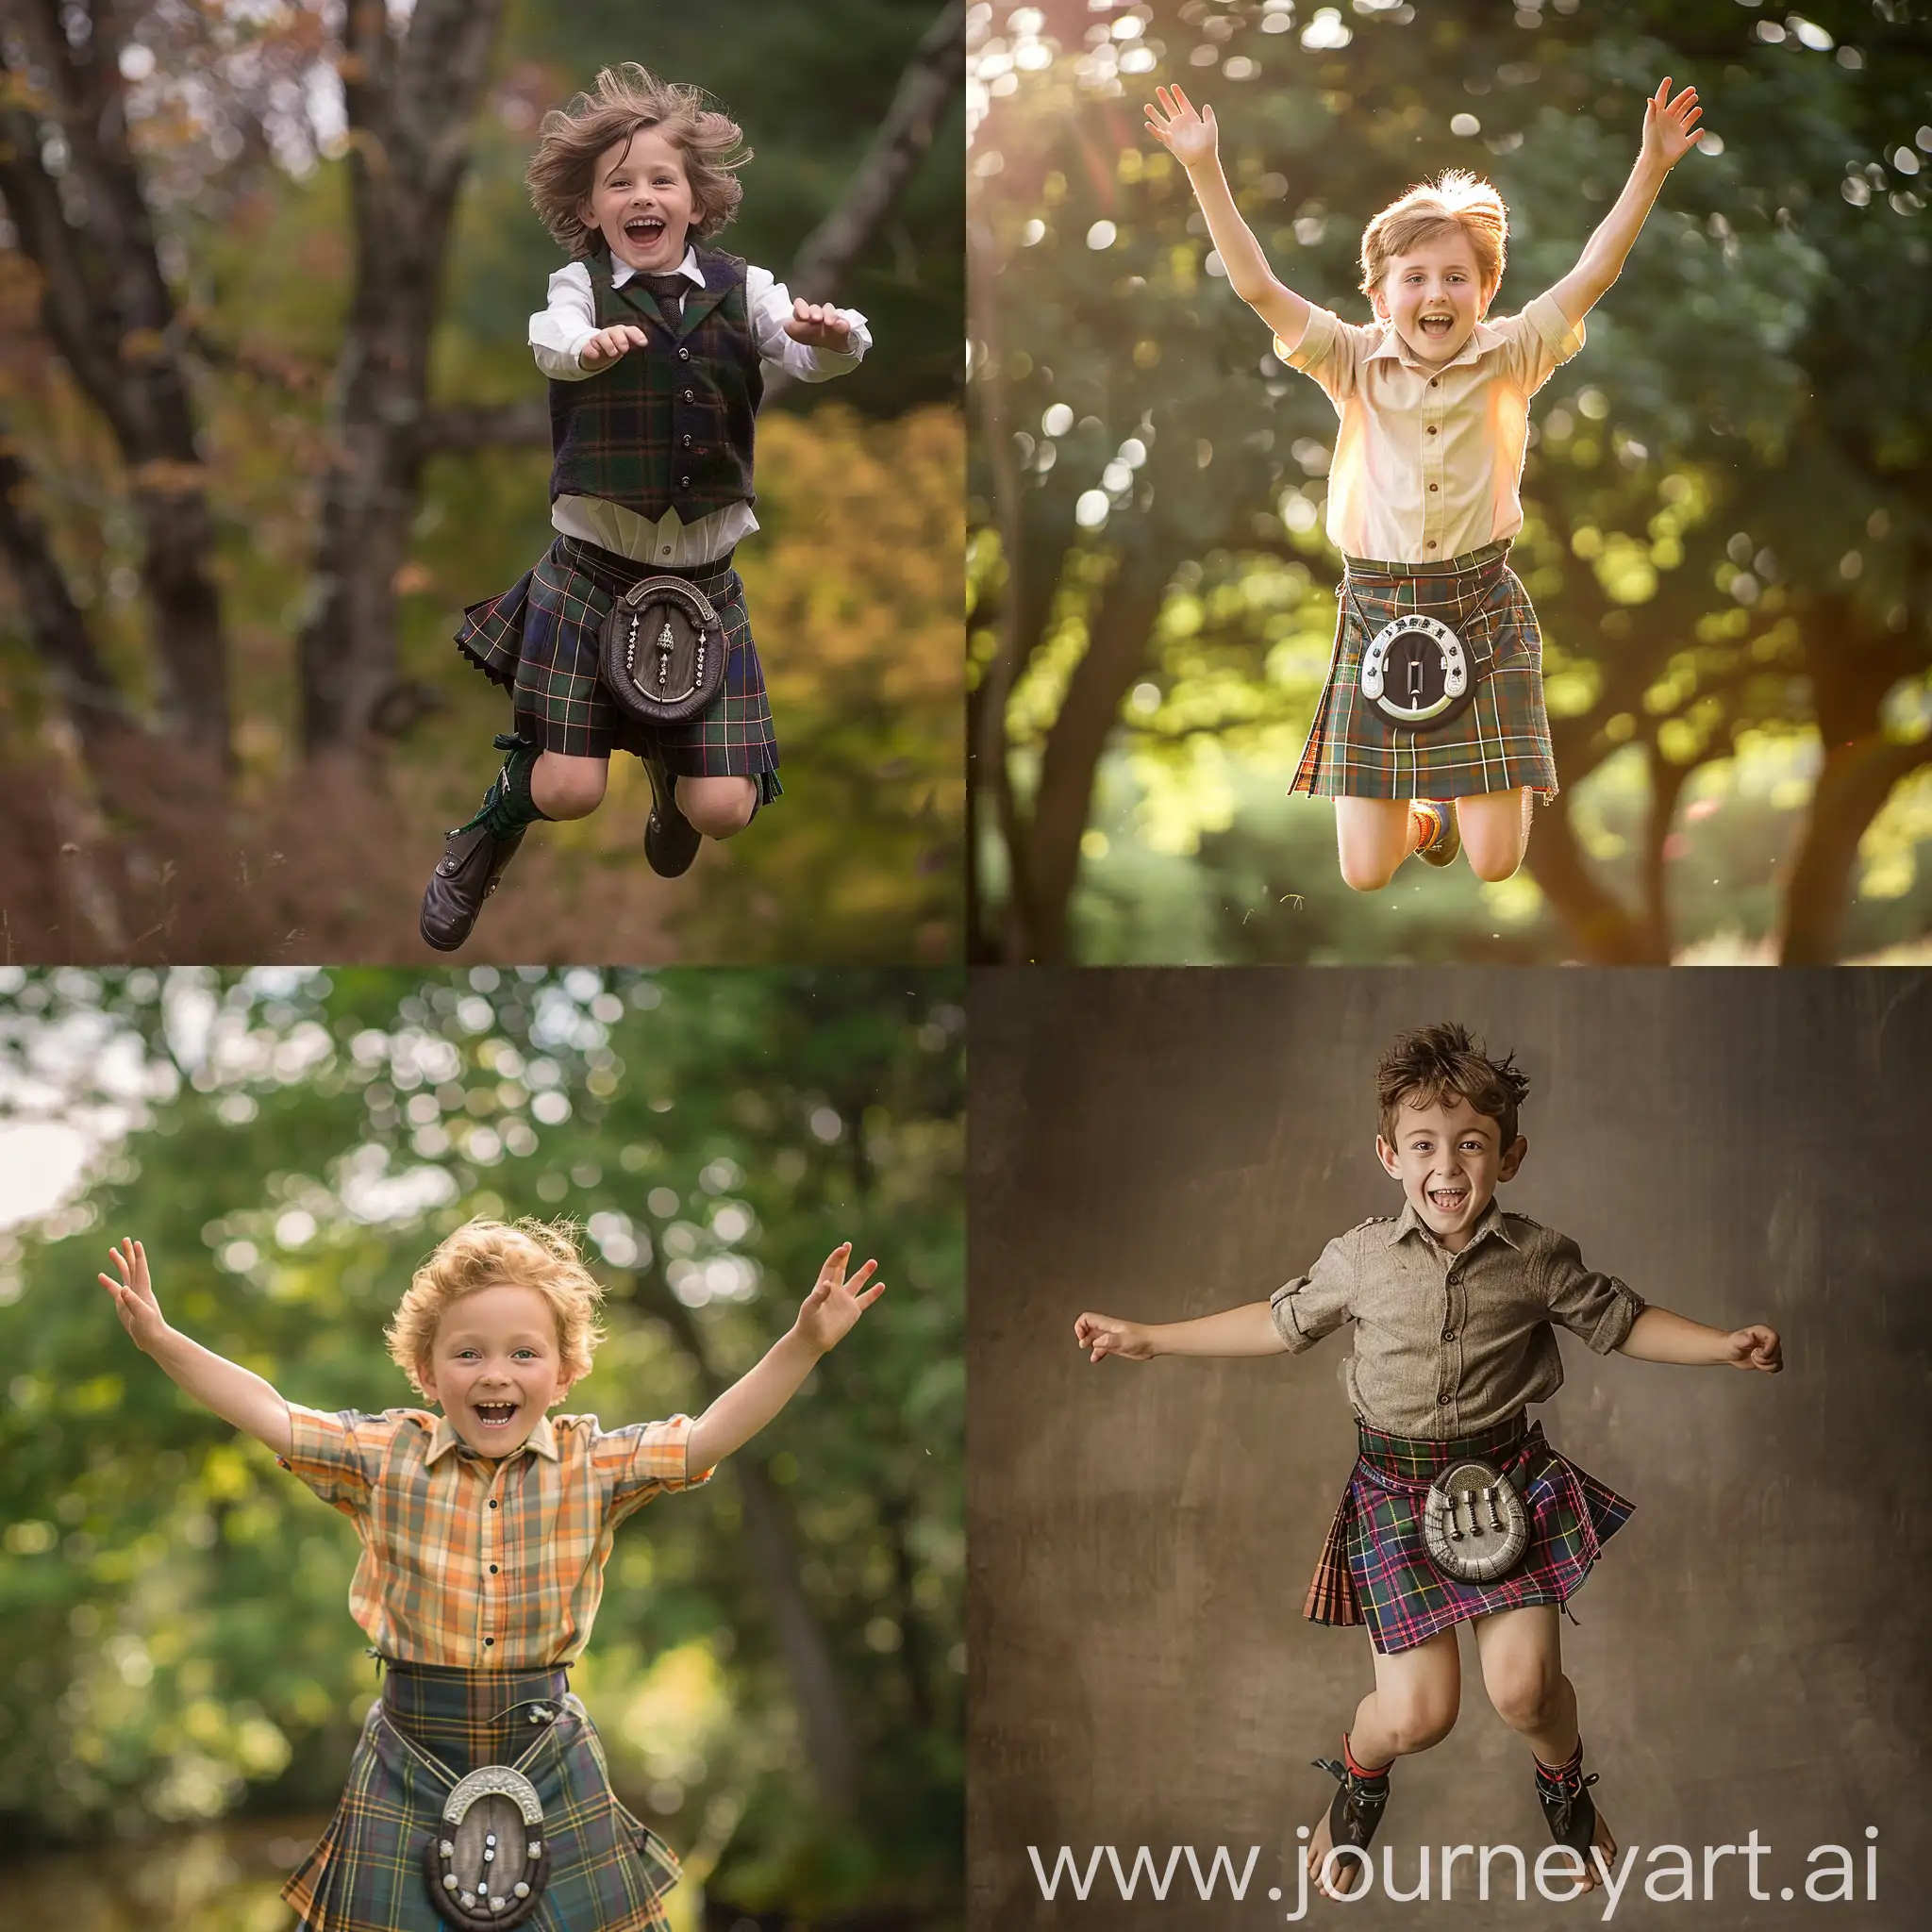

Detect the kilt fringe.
xmin=455 ymin=535 xmax=781 ymax=800
xmin=1292 ymin=545 xmax=1557 ymax=802
xmin=1303 ymin=1418 xmax=1632 ymax=1655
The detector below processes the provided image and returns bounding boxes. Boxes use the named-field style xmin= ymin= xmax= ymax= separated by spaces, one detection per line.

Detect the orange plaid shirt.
xmin=280 ymin=1405 xmax=710 ymax=1666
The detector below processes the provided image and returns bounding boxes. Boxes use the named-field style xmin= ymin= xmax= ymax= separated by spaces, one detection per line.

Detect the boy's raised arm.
xmin=684 ymin=1241 xmax=885 ymax=1471
xmin=1146 ymin=86 xmax=1310 ymax=349
xmin=1617 ymin=1304 xmax=1782 ymax=1372
xmin=1076 ymin=1299 xmax=1287 ymax=1362
xmin=1543 ymin=77 xmax=1705 ymax=331
xmin=100 ymin=1239 xmax=294 ymax=1458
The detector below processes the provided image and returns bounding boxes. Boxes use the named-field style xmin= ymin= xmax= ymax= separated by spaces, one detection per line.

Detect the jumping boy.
xmin=100 ymin=1219 xmax=885 ymax=1931
xmin=423 ymin=64 xmax=870 ymax=950
xmin=1143 ymin=78 xmax=1706 ymax=890
xmin=1074 ymin=1023 xmax=1781 ymax=1901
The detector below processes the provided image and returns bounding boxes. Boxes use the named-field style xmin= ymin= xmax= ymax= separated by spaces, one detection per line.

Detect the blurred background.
xmin=0 ymin=1 xmax=964 ymax=965
xmin=0 ymin=965 xmax=964 ymax=1929
xmin=967 ymin=0 xmax=1932 ymax=962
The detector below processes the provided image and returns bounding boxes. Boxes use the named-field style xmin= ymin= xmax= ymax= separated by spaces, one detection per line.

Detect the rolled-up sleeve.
xmin=1504 ymin=290 xmax=1588 ymax=396
xmin=280 ymin=1406 xmax=396 ymax=1515
xmin=1273 ymin=304 xmax=1363 ymax=406
xmin=1269 ymin=1236 xmax=1358 ymax=1353
xmin=592 ymin=1413 xmax=714 ymax=1525
xmin=1541 ymin=1235 xmax=1645 ymax=1355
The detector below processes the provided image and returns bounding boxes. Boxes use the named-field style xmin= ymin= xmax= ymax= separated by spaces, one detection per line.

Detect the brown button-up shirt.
xmin=1268 ymin=1201 xmax=1645 ymax=1438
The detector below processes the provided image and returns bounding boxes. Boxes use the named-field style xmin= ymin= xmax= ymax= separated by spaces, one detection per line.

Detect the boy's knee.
xmin=1486 ymin=1663 xmax=1561 ymax=1734
xmin=682 ymin=782 xmax=758 ymax=841
xmin=1380 ymin=1690 xmax=1458 ymax=1756
xmin=1339 ymin=851 xmax=1398 ymax=893
xmin=1464 ymin=843 xmax=1524 ymax=884
xmin=532 ymin=758 xmax=607 ymax=820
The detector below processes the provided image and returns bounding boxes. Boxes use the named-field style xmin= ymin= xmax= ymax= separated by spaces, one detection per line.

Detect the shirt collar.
xmin=1387 ymin=1197 xmax=1517 ymax=1251
xmin=609 ymin=245 xmax=703 ymax=290
xmin=1364 ymin=315 xmax=1504 ymax=374
xmin=424 ymin=1411 xmax=560 ymax=1466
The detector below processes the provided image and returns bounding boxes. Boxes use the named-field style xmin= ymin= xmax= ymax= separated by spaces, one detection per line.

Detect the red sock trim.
xmin=1342 ymin=1732 xmax=1393 ymax=1780
xmin=1534 ymin=1740 xmax=1584 ymax=1778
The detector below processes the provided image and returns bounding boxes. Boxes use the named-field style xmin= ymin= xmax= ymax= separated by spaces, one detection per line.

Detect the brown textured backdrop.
xmin=967 ymin=969 xmax=1932 ymax=1929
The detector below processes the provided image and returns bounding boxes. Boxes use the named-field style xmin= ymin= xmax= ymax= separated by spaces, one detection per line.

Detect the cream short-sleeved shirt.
xmin=1274 ymin=291 xmax=1586 ymax=566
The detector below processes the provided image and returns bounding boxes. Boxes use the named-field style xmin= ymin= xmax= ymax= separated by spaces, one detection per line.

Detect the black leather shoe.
xmin=420 ymin=824 xmax=526 ymax=951
xmin=642 ymin=756 xmax=701 ymax=878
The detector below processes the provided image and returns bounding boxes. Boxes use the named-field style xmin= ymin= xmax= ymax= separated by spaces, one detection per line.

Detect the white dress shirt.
xmin=529 ymin=248 xmax=872 ymax=568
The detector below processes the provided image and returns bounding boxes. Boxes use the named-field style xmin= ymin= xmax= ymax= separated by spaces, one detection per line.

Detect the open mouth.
xmin=473 ymin=1399 xmax=520 ymax=1431
xmin=623 ymin=215 xmax=667 ymax=246
xmin=1426 ymin=1186 xmax=1471 ymax=1214
xmin=1419 ymin=315 xmax=1455 ymax=339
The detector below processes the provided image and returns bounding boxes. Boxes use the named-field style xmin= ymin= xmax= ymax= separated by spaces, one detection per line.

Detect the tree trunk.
xmin=1635 ymin=744 xmax=1690 ymax=962
xmin=1523 ymin=791 xmax=1659 ymax=963
xmin=627 ymin=1268 xmax=858 ymax=1813
xmin=0 ymin=0 xmax=227 ymax=757
xmin=297 ymin=0 xmax=507 ymax=753
xmin=1021 ymin=560 xmax=1171 ymax=961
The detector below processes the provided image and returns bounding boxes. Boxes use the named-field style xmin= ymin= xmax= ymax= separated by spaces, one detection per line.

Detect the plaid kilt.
xmin=1291 ymin=541 xmax=1557 ymax=802
xmin=1303 ymin=1416 xmax=1632 ymax=1656
xmin=457 ymin=535 xmax=782 ymax=804
xmin=285 ymin=1662 xmax=678 ymax=1932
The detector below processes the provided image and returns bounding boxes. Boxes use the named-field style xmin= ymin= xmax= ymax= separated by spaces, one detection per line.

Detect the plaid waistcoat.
xmin=548 ymin=245 xmax=763 ymax=523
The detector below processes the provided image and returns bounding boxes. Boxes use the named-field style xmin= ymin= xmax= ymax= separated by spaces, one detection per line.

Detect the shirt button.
xmin=678 ymin=347 xmax=691 ymax=361
xmin=489 ymin=1563 xmax=499 ymax=1574
xmin=1438 ymin=1392 xmax=1451 ymax=1406
xmin=660 ymin=545 xmax=673 ymax=557
xmin=1442 ymin=1327 xmax=1456 ymax=1341
xmin=1429 ymin=483 xmax=1439 ymax=492
xmin=489 ymin=1499 xmax=498 ymax=1508
xmin=682 ymin=389 xmax=694 ymax=401
xmin=680 ymin=475 xmax=691 ymax=487
xmin=1425 ymin=541 xmax=1438 ymax=550
xmin=1429 ymin=378 xmax=1439 ymax=388
xmin=681 ymin=434 xmax=692 ymax=448
xmin=1426 ymin=425 xmax=1439 ymax=436
xmin=483 ymin=1636 xmax=494 ymax=1647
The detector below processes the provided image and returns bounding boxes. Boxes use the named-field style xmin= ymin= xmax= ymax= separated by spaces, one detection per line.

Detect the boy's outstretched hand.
xmin=785 ymin=300 xmax=853 ymax=349
xmin=99 ymin=1238 xmax=169 ymax=1354
xmin=1074 ymin=1311 xmax=1155 ymax=1363
xmin=1143 ymin=84 xmax=1218 ymax=170
xmin=579 ymin=323 xmax=651 ymax=367
xmin=794 ymin=1242 xmax=885 ymax=1355
xmin=1640 ymin=77 xmax=1704 ymax=172
xmin=1722 ymin=1324 xmax=1782 ymax=1374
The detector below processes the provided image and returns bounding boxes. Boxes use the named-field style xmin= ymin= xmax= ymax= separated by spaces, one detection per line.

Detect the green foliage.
xmin=970 ymin=0 xmax=1932 ymax=960
xmin=0 ymin=966 xmax=963 ymax=1924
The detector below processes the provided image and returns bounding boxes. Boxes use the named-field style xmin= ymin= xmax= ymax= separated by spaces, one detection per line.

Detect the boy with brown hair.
xmin=101 ymin=1218 xmax=885 ymax=1931
xmin=1074 ymin=1022 xmax=1782 ymax=1901
xmin=1143 ymin=77 xmax=1706 ymax=891
xmin=422 ymin=63 xmax=870 ymax=949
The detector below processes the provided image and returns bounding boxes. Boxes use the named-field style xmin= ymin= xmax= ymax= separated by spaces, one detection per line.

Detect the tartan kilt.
xmin=457 ymin=535 xmax=782 ymax=805
xmin=284 ymin=1662 xmax=678 ymax=1932
xmin=1302 ymin=1416 xmax=1632 ymax=1657
xmin=1291 ymin=542 xmax=1557 ymax=802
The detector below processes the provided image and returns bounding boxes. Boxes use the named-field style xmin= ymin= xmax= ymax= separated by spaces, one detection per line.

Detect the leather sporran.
xmin=423 ymin=1764 xmax=552 ymax=1929
xmin=598 ymin=575 xmax=726 ymax=726
xmin=1358 ymin=611 xmax=1483 ymax=733
xmin=1421 ymin=1457 xmax=1530 ymax=1583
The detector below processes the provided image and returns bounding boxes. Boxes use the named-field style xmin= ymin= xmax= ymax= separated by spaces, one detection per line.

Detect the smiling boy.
xmin=1074 ymin=1024 xmax=1781 ymax=1902
xmin=100 ymin=1218 xmax=885 ymax=1931
xmin=423 ymin=64 xmax=871 ymax=949
xmin=1143 ymin=78 xmax=1705 ymax=891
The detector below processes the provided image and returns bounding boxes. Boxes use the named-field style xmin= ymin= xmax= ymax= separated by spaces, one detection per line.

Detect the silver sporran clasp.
xmin=1358 ymin=612 xmax=1477 ymax=732
xmin=1421 ymin=1457 xmax=1530 ymax=1582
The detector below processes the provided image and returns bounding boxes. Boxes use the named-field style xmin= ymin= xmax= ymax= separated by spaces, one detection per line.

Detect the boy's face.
xmin=1372 ymin=229 xmax=1496 ymax=368
xmin=417 ymin=1282 xmax=574 ymax=1458
xmin=1375 ymin=1093 xmax=1526 ymax=1253
xmin=580 ymin=127 xmax=696 ymax=275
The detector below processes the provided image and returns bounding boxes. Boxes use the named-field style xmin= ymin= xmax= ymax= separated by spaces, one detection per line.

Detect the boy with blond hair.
xmin=422 ymin=63 xmax=871 ymax=949
xmin=1144 ymin=77 xmax=1706 ymax=890
xmin=101 ymin=1218 xmax=885 ymax=1932
xmin=1075 ymin=1023 xmax=1782 ymax=1902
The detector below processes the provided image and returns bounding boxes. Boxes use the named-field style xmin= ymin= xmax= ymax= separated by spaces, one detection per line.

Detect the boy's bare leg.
xmin=1333 ymin=796 xmax=1423 ymax=892
xmin=531 ymin=751 xmax=610 ymax=820
xmin=679 ymin=774 xmax=759 ymax=841
xmin=1474 ymin=1606 xmax=1617 ymax=1890
xmin=1306 ymin=1628 xmax=1459 ymax=1897
xmin=1455 ymin=787 xmax=1532 ymax=882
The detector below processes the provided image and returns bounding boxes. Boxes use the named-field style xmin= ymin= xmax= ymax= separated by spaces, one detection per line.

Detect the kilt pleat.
xmin=1291 ymin=544 xmax=1557 ymax=802
xmin=1303 ymin=1416 xmax=1632 ymax=1656
xmin=285 ymin=1662 xmax=678 ymax=1932
xmin=456 ymin=534 xmax=781 ymax=802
